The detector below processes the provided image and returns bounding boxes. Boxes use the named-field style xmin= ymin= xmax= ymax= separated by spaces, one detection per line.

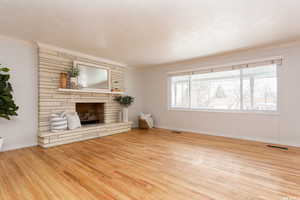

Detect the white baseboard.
xmin=155 ymin=125 xmax=299 ymax=147
xmin=2 ymin=142 xmax=37 ymax=152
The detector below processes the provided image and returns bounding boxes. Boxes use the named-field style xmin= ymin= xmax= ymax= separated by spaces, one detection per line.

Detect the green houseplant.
xmin=0 ymin=65 xmax=19 ymax=120
xmin=68 ymin=67 xmax=79 ymax=77
xmin=114 ymin=95 xmax=134 ymax=122
xmin=68 ymin=67 xmax=80 ymax=89
xmin=0 ymin=65 xmax=19 ymax=151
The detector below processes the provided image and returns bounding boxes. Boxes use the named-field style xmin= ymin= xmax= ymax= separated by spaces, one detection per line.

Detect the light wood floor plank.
xmin=0 ymin=128 xmax=300 ymax=200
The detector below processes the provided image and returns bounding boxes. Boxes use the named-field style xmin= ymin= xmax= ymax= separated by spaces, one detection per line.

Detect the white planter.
xmin=122 ymin=107 xmax=129 ymax=122
xmin=70 ymin=77 xmax=78 ymax=89
xmin=0 ymin=137 xmax=3 ymax=151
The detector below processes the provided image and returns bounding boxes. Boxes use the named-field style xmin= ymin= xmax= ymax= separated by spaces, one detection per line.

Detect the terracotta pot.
xmin=60 ymin=73 xmax=68 ymax=88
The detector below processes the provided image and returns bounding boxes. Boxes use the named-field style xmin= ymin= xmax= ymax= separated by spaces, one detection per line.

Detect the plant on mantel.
xmin=0 ymin=65 xmax=19 ymax=120
xmin=68 ymin=67 xmax=79 ymax=78
xmin=68 ymin=67 xmax=80 ymax=89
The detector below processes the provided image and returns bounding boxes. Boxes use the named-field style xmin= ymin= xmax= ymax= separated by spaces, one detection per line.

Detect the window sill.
xmin=168 ymin=107 xmax=279 ymax=116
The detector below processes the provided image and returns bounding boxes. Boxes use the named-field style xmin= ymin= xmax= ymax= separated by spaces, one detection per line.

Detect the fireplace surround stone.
xmin=37 ymin=45 xmax=131 ymax=148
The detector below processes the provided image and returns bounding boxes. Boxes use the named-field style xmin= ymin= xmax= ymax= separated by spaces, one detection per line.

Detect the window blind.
xmin=168 ymin=57 xmax=282 ymax=77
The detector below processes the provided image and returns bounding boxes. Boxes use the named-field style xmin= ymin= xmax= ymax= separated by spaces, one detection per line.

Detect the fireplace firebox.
xmin=75 ymin=103 xmax=104 ymax=125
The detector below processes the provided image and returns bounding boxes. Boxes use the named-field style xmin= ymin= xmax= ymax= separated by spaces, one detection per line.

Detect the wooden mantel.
xmin=58 ymin=88 xmax=124 ymax=94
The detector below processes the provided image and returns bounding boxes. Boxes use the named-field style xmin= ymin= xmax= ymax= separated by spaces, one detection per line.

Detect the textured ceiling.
xmin=1 ymin=0 xmax=300 ymax=67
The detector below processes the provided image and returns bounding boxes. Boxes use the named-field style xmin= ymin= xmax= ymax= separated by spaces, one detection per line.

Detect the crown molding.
xmin=36 ymin=42 xmax=128 ymax=68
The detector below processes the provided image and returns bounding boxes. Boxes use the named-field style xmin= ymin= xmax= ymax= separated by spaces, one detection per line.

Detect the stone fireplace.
xmin=37 ymin=44 xmax=132 ymax=148
xmin=76 ymin=103 xmax=105 ymax=125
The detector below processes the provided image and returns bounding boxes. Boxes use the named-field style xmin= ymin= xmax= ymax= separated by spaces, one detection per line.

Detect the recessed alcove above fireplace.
xmin=76 ymin=103 xmax=105 ymax=125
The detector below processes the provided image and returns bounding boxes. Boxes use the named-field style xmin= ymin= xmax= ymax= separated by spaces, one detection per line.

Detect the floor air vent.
xmin=267 ymin=145 xmax=288 ymax=150
xmin=171 ymin=130 xmax=182 ymax=134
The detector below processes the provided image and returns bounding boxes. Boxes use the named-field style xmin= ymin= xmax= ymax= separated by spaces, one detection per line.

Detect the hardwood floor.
xmin=1 ymin=128 xmax=300 ymax=200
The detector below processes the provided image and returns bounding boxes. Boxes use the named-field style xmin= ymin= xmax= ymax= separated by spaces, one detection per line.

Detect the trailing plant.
xmin=68 ymin=67 xmax=79 ymax=77
xmin=0 ymin=65 xmax=19 ymax=120
xmin=114 ymin=95 xmax=134 ymax=107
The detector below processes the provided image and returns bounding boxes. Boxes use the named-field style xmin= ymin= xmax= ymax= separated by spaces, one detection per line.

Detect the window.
xmin=242 ymin=66 xmax=277 ymax=111
xmin=169 ymin=61 xmax=279 ymax=112
xmin=190 ymin=69 xmax=241 ymax=110
xmin=170 ymin=76 xmax=190 ymax=107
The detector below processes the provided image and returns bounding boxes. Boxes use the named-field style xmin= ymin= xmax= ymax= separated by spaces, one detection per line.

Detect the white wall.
xmin=1 ymin=35 xmax=300 ymax=150
xmin=0 ymin=36 xmax=143 ymax=151
xmin=141 ymin=42 xmax=300 ymax=147
xmin=0 ymin=36 xmax=38 ymax=151
xmin=124 ymin=68 xmax=144 ymax=127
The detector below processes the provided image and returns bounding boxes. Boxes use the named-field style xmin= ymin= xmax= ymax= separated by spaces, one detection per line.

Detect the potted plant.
xmin=0 ymin=65 xmax=19 ymax=150
xmin=114 ymin=95 xmax=134 ymax=122
xmin=68 ymin=67 xmax=79 ymax=89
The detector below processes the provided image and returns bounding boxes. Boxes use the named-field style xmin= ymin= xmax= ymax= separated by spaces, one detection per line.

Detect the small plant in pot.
xmin=114 ymin=95 xmax=134 ymax=122
xmin=0 ymin=65 xmax=19 ymax=150
xmin=68 ymin=67 xmax=79 ymax=89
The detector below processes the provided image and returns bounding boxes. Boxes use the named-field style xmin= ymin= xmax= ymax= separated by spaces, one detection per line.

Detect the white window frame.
xmin=169 ymin=76 xmax=190 ymax=109
xmin=167 ymin=60 xmax=280 ymax=115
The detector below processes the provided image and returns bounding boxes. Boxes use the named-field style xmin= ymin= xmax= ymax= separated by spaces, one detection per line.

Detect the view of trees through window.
xmin=170 ymin=65 xmax=277 ymax=111
xmin=242 ymin=66 xmax=277 ymax=111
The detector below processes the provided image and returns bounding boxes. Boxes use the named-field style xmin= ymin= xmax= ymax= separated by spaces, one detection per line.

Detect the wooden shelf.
xmin=58 ymin=88 xmax=124 ymax=95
